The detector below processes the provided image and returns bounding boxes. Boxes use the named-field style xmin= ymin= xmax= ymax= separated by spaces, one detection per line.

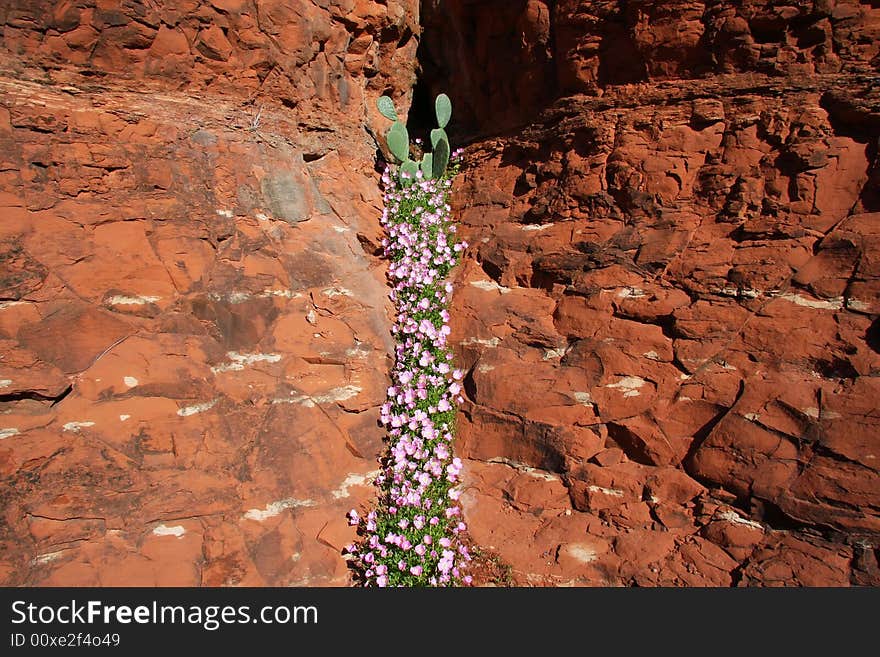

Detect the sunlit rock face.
xmin=419 ymin=0 xmax=880 ymax=586
xmin=2 ymin=0 xmax=878 ymax=588
xmin=0 ymin=0 xmax=422 ymax=586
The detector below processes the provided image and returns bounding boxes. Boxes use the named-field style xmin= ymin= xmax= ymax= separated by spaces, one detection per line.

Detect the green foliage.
xmin=387 ymin=120 xmax=410 ymax=162
xmin=435 ymin=93 xmax=452 ymax=129
xmin=420 ymin=152 xmax=434 ymax=178
xmin=400 ymin=158 xmax=419 ymax=180
xmin=430 ymin=127 xmax=447 ymax=150
xmin=430 ymin=94 xmax=453 ymax=178
xmin=377 ymin=95 xmax=398 ymax=121
xmin=376 ymin=92 xmax=454 ymax=179
xmin=432 ymin=134 xmax=450 ymax=180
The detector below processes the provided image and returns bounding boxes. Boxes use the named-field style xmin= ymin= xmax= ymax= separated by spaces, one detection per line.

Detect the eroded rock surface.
xmin=424 ymin=0 xmax=880 ymax=585
xmin=3 ymin=0 xmax=879 ymax=588
xmin=0 ymin=0 xmax=419 ymax=586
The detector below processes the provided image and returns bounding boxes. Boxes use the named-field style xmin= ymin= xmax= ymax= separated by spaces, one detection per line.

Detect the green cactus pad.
xmin=430 ymin=128 xmax=448 ymax=150
xmin=377 ymin=95 xmax=398 ymax=121
xmin=432 ymin=135 xmax=450 ymax=179
xmin=386 ymin=121 xmax=409 ymax=162
xmin=420 ymin=152 xmax=434 ymax=178
xmin=400 ymin=158 xmax=419 ymax=181
xmin=435 ymin=94 xmax=452 ymax=129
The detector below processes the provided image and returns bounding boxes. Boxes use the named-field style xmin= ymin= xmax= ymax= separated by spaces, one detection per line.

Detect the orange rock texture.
xmin=417 ymin=0 xmax=880 ymax=585
xmin=2 ymin=0 xmax=878 ymax=587
xmin=0 ymin=0 xmax=420 ymax=585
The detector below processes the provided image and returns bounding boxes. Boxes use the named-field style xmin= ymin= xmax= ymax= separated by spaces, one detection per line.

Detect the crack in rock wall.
xmin=421 ymin=0 xmax=880 ymax=586
xmin=0 ymin=0 xmax=420 ymax=586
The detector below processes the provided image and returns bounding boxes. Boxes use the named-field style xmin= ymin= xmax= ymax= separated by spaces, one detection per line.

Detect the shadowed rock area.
xmin=0 ymin=0 xmax=420 ymax=586
xmin=419 ymin=0 xmax=880 ymax=585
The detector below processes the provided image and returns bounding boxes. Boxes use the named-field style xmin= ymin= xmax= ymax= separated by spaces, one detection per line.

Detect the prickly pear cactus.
xmin=435 ymin=94 xmax=452 ymax=129
xmin=376 ymin=93 xmax=454 ymax=181
xmin=386 ymin=121 xmax=410 ymax=163
xmin=432 ymin=134 xmax=450 ymax=179
xmin=400 ymin=158 xmax=419 ymax=179
xmin=377 ymin=95 xmax=398 ymax=121
xmin=430 ymin=128 xmax=447 ymax=149
xmin=420 ymin=152 xmax=434 ymax=178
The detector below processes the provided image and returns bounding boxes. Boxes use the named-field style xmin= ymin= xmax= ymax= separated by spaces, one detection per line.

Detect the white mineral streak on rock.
xmin=62 ymin=421 xmax=95 ymax=432
xmin=107 ymin=295 xmax=161 ymax=305
xmin=311 ymin=385 xmax=361 ymax=404
xmin=152 ymin=524 xmax=186 ymax=538
xmin=323 ymin=287 xmax=353 ymax=298
xmin=616 ymin=287 xmax=646 ymax=299
xmin=211 ymin=352 xmax=281 ymax=373
xmin=543 ymin=347 xmax=566 ymax=360
xmin=469 ymin=279 xmax=511 ymax=294
xmin=778 ymin=293 xmax=844 ymax=310
xmin=177 ymin=399 xmax=217 ymax=416
xmin=486 ymin=457 xmax=561 ymax=482
xmin=32 ymin=551 xmax=66 ymax=565
xmin=802 ymin=407 xmax=842 ymax=420
xmin=272 ymin=386 xmax=361 ymax=407
xmin=718 ymin=510 xmax=764 ymax=531
xmin=460 ymin=336 xmax=500 ymax=348
xmin=209 ymin=289 xmax=302 ymax=304
xmin=587 ymin=485 xmax=624 ymax=497
xmin=243 ymin=498 xmax=316 ymax=521
xmin=564 ymin=544 xmax=598 ymax=564
xmin=605 ymin=376 xmax=647 ymax=397
xmin=332 ymin=470 xmax=380 ymax=499
xmin=714 ymin=286 xmax=848 ymax=310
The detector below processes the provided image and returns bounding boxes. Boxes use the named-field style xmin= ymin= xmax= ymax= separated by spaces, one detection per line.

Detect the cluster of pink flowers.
xmin=347 ymin=162 xmax=471 ymax=586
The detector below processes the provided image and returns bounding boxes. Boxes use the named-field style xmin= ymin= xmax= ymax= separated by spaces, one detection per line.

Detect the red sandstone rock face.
xmin=3 ymin=0 xmax=879 ymax=589
xmin=0 ymin=0 xmax=419 ymax=586
xmin=422 ymin=0 xmax=880 ymax=585
xmin=1 ymin=0 xmax=420 ymax=123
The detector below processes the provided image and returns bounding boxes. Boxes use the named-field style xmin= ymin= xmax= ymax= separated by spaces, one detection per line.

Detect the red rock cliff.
xmin=418 ymin=0 xmax=880 ymax=585
xmin=2 ymin=0 xmax=878 ymax=588
xmin=0 ymin=0 xmax=420 ymax=586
